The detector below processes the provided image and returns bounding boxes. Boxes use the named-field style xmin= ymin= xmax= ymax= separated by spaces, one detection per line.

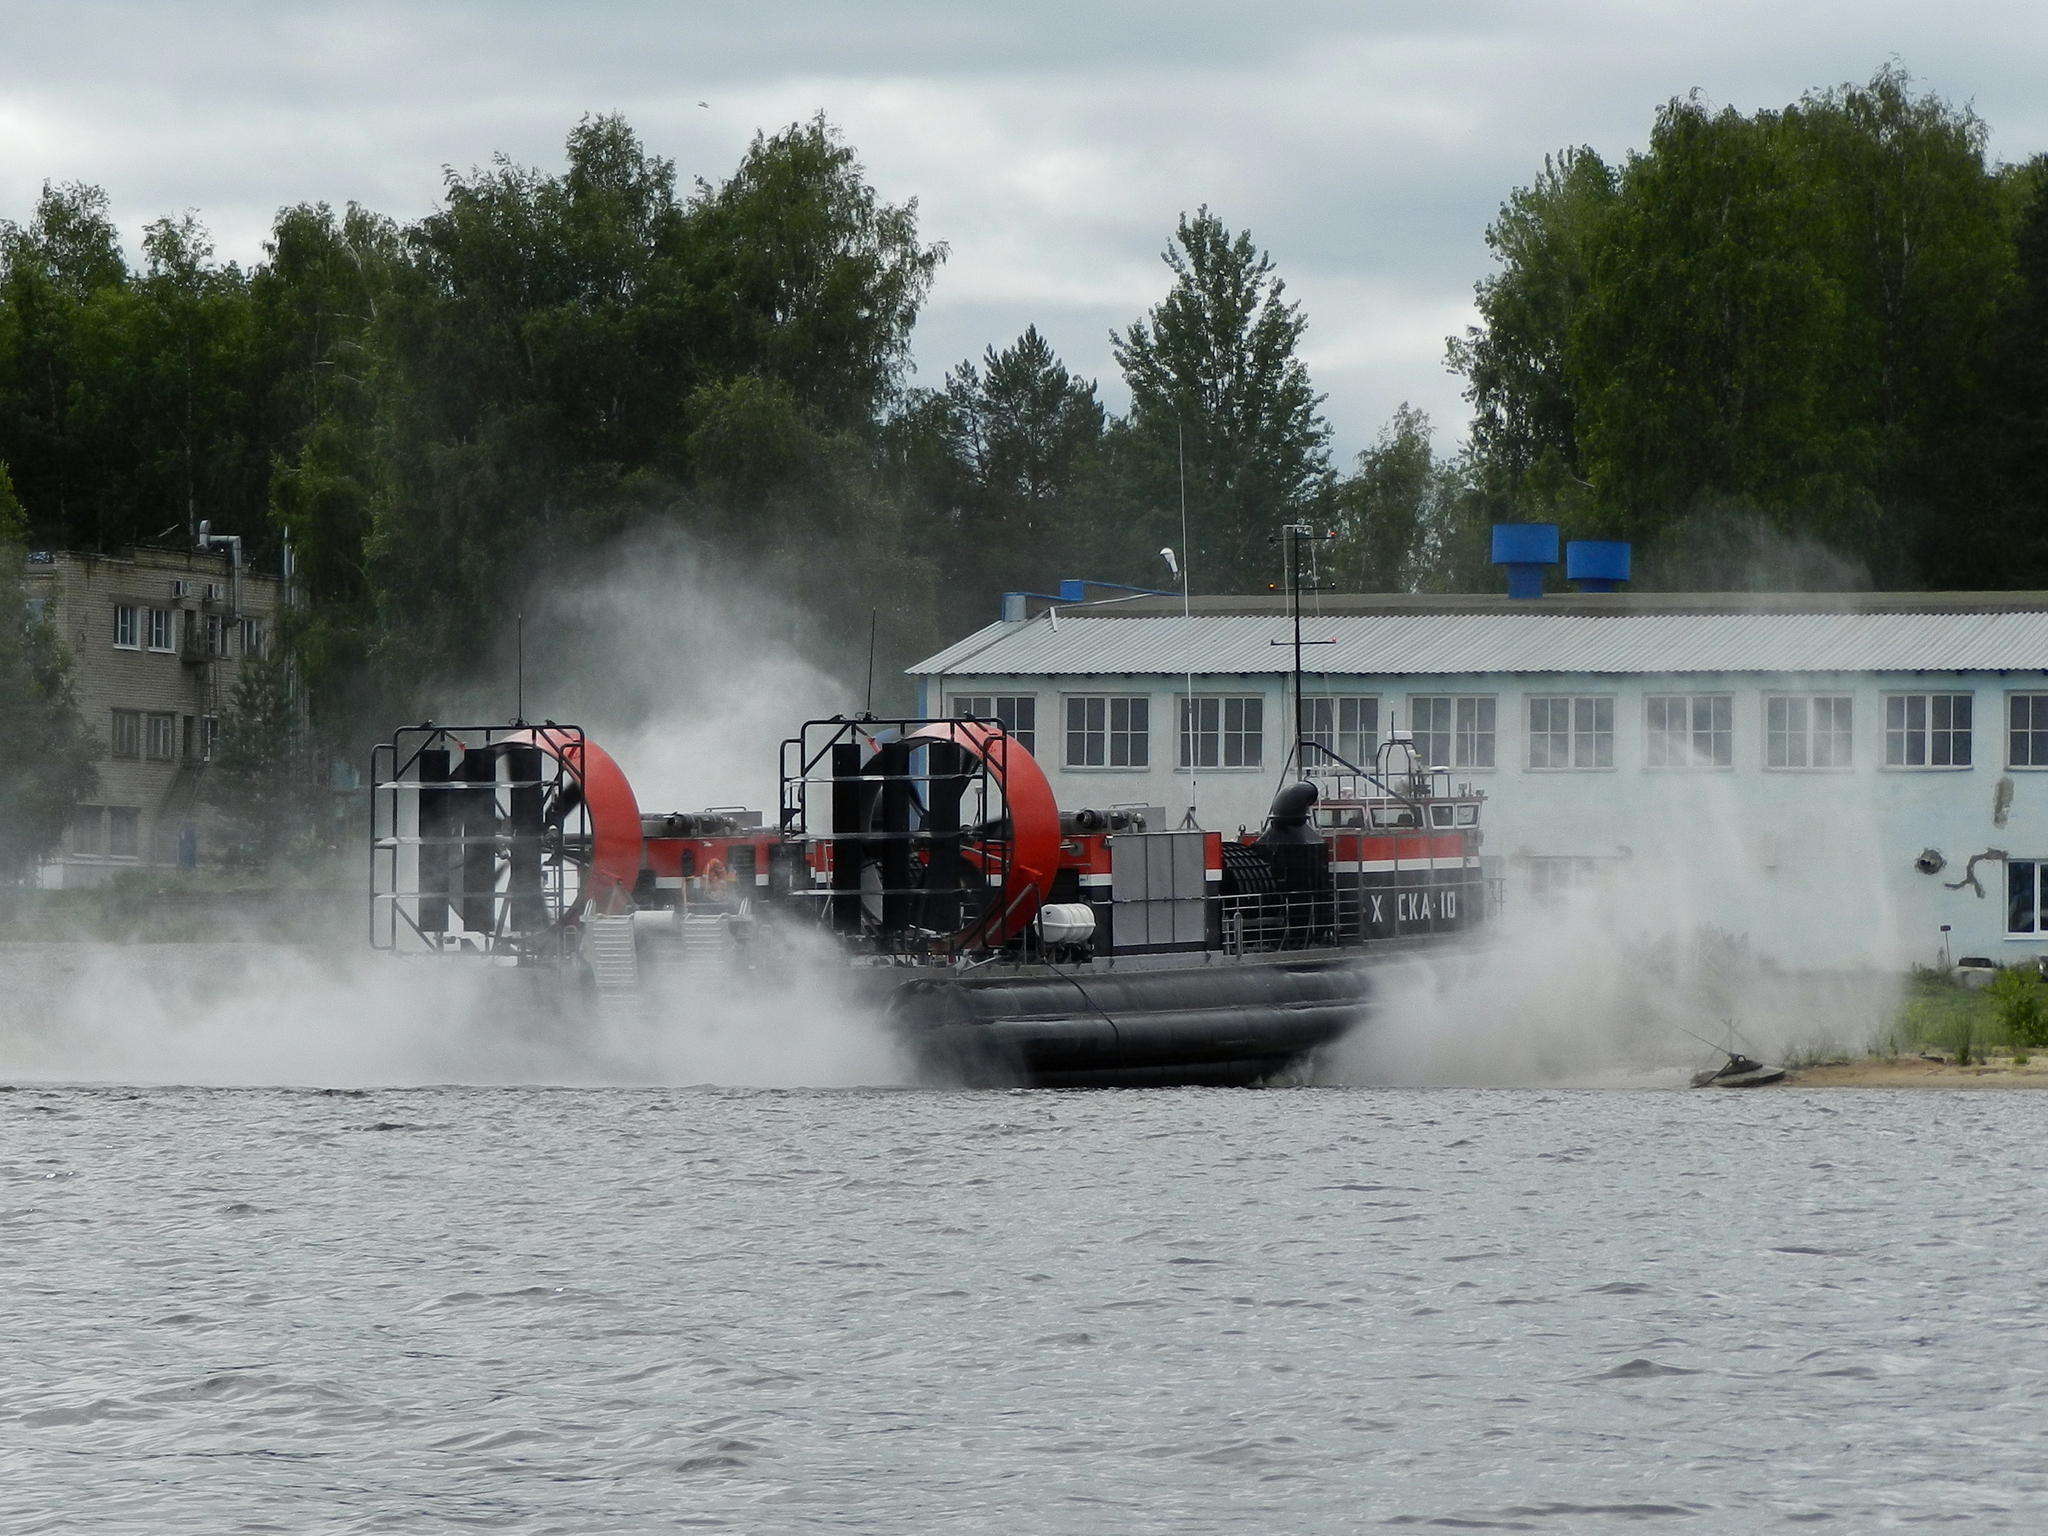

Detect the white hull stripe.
xmin=1332 ymin=858 xmax=1478 ymax=874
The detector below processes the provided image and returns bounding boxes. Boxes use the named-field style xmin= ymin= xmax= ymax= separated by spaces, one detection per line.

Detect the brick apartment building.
xmin=24 ymin=545 xmax=284 ymax=887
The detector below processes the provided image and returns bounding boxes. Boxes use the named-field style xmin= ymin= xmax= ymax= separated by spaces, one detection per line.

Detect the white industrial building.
xmin=909 ymin=590 xmax=2048 ymax=970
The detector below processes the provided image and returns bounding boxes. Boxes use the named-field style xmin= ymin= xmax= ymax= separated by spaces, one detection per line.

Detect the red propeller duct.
xmin=902 ymin=719 xmax=1059 ymax=948
xmin=502 ymin=726 xmax=643 ymax=912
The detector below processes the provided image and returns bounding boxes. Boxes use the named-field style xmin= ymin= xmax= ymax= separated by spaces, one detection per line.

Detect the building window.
xmin=72 ymin=806 xmax=105 ymax=856
xmin=205 ymin=613 xmax=230 ymax=656
xmin=113 ymin=604 xmax=139 ymax=649
xmin=1885 ymin=694 xmax=1971 ymax=768
xmin=1180 ymin=695 xmax=1263 ymax=769
xmin=1766 ymin=695 xmax=1852 ymax=769
xmin=110 ymin=709 xmax=142 ymax=759
xmin=1065 ymin=695 xmax=1148 ymax=768
xmin=949 ymin=695 xmax=1036 ymax=755
xmin=1409 ymin=696 xmax=1495 ymax=769
xmin=201 ymin=716 xmax=219 ymax=762
xmin=2010 ymin=695 xmax=2048 ymax=769
xmin=1646 ymin=694 xmax=1732 ymax=768
xmin=242 ymin=617 xmax=264 ymax=658
xmin=1303 ymin=695 xmax=1378 ymax=770
xmin=2011 ymin=859 xmax=2045 ymax=934
xmin=148 ymin=609 xmax=176 ymax=652
xmin=145 ymin=712 xmax=176 ymax=761
xmin=1529 ymin=856 xmax=1612 ymax=904
xmin=1528 ymin=696 xmax=1614 ymax=769
xmin=107 ymin=808 xmax=140 ymax=860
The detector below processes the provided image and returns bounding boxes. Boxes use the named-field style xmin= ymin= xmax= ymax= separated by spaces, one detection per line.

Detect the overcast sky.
xmin=3 ymin=1 xmax=2045 ymax=462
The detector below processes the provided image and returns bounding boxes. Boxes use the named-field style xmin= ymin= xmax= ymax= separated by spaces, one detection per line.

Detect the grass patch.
xmin=1886 ymin=965 xmax=2048 ymax=1062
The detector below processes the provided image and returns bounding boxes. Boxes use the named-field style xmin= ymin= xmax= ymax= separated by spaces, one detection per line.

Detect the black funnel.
xmin=1258 ymin=781 xmax=1322 ymax=846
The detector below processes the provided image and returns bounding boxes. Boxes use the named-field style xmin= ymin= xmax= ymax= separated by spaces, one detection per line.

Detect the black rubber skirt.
xmin=886 ymin=959 xmax=1374 ymax=1088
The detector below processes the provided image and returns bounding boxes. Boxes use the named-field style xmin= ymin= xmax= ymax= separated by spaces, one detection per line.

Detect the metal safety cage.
xmin=1297 ymin=735 xmax=1467 ymax=808
xmin=370 ymin=724 xmax=593 ymax=959
xmin=778 ymin=716 xmax=1025 ymax=954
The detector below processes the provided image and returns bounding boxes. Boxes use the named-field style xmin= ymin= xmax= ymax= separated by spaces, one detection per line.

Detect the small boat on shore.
xmin=1690 ymin=1052 xmax=1786 ymax=1088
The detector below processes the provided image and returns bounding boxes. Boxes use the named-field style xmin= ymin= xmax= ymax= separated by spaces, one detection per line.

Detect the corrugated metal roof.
xmin=910 ymin=610 xmax=2048 ymax=678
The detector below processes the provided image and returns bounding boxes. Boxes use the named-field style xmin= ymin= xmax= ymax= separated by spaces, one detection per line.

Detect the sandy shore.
xmin=1775 ymin=1057 xmax=2048 ymax=1088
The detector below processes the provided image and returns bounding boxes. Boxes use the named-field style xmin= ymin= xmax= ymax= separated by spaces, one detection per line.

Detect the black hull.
xmin=886 ymin=956 xmax=1382 ymax=1088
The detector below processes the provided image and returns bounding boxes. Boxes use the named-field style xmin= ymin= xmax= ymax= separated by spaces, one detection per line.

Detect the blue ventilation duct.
xmin=1490 ymin=524 xmax=1559 ymax=600
xmin=1565 ymin=541 xmax=1631 ymax=593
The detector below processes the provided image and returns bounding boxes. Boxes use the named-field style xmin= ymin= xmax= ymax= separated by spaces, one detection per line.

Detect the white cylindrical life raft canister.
xmin=1036 ymin=903 xmax=1096 ymax=946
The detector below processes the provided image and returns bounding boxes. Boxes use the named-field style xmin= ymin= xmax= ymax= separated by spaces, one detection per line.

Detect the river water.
xmin=4 ymin=1081 xmax=2043 ymax=1533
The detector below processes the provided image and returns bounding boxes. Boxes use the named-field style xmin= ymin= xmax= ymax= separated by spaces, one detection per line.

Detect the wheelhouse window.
xmin=1180 ymin=695 xmax=1263 ymax=769
xmin=1302 ymin=695 xmax=1378 ymax=770
xmin=1409 ymin=696 xmax=1495 ymax=769
xmin=2011 ymin=859 xmax=2045 ymax=934
xmin=1527 ymin=696 xmax=1614 ymax=769
xmin=1766 ymin=695 xmax=1852 ymax=769
xmin=1065 ymin=695 xmax=1148 ymax=768
xmin=1886 ymin=694 xmax=1971 ymax=767
xmin=2010 ymin=695 xmax=2048 ymax=769
xmin=147 ymin=609 xmax=175 ymax=652
xmin=950 ymin=695 xmax=1036 ymax=755
xmin=112 ymin=605 xmax=139 ymax=649
xmin=110 ymin=709 xmax=141 ymax=759
xmin=1646 ymin=694 xmax=1732 ymax=768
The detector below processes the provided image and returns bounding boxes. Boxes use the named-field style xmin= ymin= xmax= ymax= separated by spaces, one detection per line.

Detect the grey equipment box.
xmin=1109 ymin=831 xmax=1209 ymax=952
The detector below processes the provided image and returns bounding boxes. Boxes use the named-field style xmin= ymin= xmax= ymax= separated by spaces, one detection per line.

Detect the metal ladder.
xmin=582 ymin=914 xmax=641 ymax=1009
xmin=679 ymin=913 xmax=728 ymax=965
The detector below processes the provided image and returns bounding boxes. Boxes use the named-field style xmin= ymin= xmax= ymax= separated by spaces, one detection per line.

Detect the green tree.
xmin=208 ymin=651 xmax=320 ymax=870
xmin=108 ymin=214 xmax=268 ymax=550
xmin=0 ymin=183 xmax=130 ymax=543
xmin=0 ymin=187 xmax=272 ymax=556
xmin=1452 ymin=68 xmax=2019 ymax=588
xmin=1113 ymin=208 xmax=1332 ymax=591
xmin=686 ymin=115 xmax=945 ymax=430
xmin=0 ymin=462 xmax=101 ymax=881
xmin=893 ymin=325 xmax=1107 ymax=620
xmin=255 ymin=201 xmax=402 ymax=725
xmin=941 ymin=327 xmax=1104 ymax=519
xmin=1448 ymin=147 xmax=1617 ymax=509
xmin=365 ymin=114 xmax=707 ymax=677
xmin=366 ymin=113 xmax=947 ymax=687
xmin=1333 ymin=406 xmax=1473 ymax=591
xmin=1992 ymin=159 xmax=2048 ymax=579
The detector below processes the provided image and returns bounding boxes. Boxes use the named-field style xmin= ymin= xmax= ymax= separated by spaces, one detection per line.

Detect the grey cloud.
xmin=2 ymin=0 xmax=2044 ymax=459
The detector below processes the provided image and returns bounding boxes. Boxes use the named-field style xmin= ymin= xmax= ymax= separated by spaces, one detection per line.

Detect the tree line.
xmin=1 ymin=67 xmax=2045 ymax=874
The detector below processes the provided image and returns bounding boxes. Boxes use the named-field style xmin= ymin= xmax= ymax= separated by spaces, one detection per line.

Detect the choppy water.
xmin=4 ymin=1083 xmax=2044 ymax=1533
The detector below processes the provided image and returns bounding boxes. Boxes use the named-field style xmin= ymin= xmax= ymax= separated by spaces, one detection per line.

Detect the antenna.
xmin=864 ymin=606 xmax=879 ymax=717
xmin=1177 ymin=420 xmax=1198 ymax=828
xmin=1268 ymin=523 xmax=1337 ymax=787
xmin=515 ymin=613 xmax=525 ymax=725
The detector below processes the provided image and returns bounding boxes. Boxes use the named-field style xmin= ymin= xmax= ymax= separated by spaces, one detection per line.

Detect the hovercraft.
xmin=369 ymin=714 xmax=1490 ymax=1086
